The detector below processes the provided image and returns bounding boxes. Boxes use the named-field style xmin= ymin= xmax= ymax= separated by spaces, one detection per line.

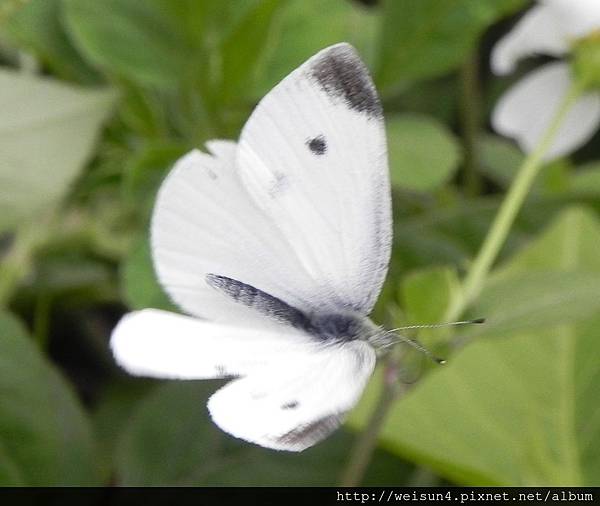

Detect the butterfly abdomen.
xmin=205 ymin=274 xmax=310 ymax=329
xmin=206 ymin=273 xmax=373 ymax=342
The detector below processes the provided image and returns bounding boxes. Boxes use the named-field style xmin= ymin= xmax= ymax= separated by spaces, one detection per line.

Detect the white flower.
xmin=491 ymin=0 xmax=600 ymax=160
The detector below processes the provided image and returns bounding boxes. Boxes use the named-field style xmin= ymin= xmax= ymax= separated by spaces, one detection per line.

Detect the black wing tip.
xmin=205 ymin=273 xmax=224 ymax=287
xmin=318 ymin=42 xmax=359 ymax=59
xmin=308 ymin=43 xmax=382 ymax=119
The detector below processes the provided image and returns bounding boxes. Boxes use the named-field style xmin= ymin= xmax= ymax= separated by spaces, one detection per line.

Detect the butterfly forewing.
xmin=150 ymin=142 xmax=320 ymax=323
xmin=237 ymin=43 xmax=391 ymax=314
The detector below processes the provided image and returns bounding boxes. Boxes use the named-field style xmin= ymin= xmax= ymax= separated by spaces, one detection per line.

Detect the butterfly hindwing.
xmin=207 ymin=339 xmax=376 ymax=451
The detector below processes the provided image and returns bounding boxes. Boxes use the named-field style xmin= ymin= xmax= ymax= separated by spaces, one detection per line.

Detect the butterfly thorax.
xmin=306 ymin=311 xmax=378 ymax=343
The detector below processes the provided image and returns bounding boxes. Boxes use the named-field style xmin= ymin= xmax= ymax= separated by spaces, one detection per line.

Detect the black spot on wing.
xmin=307 ymin=135 xmax=327 ymax=155
xmin=281 ymin=401 xmax=299 ymax=410
xmin=205 ymin=274 xmax=310 ymax=329
xmin=272 ymin=412 xmax=346 ymax=449
xmin=309 ymin=44 xmax=382 ymax=118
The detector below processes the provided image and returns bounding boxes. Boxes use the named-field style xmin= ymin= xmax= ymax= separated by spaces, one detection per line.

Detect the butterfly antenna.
xmin=379 ymin=318 xmax=486 ymax=365
xmin=384 ymin=318 xmax=485 ymax=333
xmin=380 ymin=333 xmax=446 ymax=364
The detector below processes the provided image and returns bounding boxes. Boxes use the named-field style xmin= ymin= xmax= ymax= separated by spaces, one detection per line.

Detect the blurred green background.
xmin=0 ymin=0 xmax=599 ymax=486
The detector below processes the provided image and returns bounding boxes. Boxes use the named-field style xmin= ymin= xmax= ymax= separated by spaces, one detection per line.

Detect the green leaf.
xmin=540 ymin=159 xmax=571 ymax=195
xmin=390 ymin=189 xmax=587 ymax=275
xmin=0 ymin=311 xmax=100 ymax=485
xmin=218 ymin=0 xmax=287 ymax=103
xmin=468 ymin=208 xmax=600 ymax=339
xmin=351 ymin=206 xmax=600 ymax=485
xmin=122 ymin=142 xmax=188 ymax=222
xmin=62 ymin=0 xmax=195 ymax=88
xmin=492 ymin=207 xmax=600 ymax=278
xmin=570 ymin=162 xmax=600 ymax=197
xmin=479 ymin=134 xmax=524 ymax=189
xmin=393 ymin=76 xmax=459 ymax=125
xmin=28 ymin=255 xmax=113 ymax=297
xmin=254 ymin=0 xmax=379 ymax=97
xmin=0 ymin=70 xmax=116 ymax=231
xmin=93 ymin=379 xmax=156 ymax=480
xmin=479 ymin=135 xmax=571 ymax=195
xmin=4 ymin=0 xmax=100 ymax=82
xmin=354 ymin=316 xmax=600 ymax=485
xmin=387 ymin=114 xmax=461 ymax=191
xmin=0 ymin=444 xmax=23 ymax=485
xmin=120 ymin=236 xmax=174 ymax=311
xmin=392 ymin=225 xmax=470 ymax=273
xmin=401 ymin=267 xmax=460 ymax=325
xmin=470 ymin=270 xmax=600 ymax=339
xmin=63 ymin=0 xmax=284 ymax=95
xmin=377 ymin=0 xmax=526 ymax=92
xmin=399 ymin=266 xmax=461 ymax=348
xmin=115 ymin=381 xmax=413 ymax=485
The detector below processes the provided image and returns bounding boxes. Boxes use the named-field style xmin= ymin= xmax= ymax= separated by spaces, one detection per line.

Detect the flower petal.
xmin=492 ymin=62 xmax=600 ymax=161
xmin=491 ymin=5 xmax=568 ymax=75
xmin=542 ymin=0 xmax=600 ymax=38
xmin=491 ymin=1 xmax=600 ymax=75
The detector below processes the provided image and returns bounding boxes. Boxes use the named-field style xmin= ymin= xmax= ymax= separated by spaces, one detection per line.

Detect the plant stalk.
xmin=341 ymin=79 xmax=583 ymax=487
xmin=340 ymin=352 xmax=404 ymax=486
xmin=445 ymin=81 xmax=583 ymax=322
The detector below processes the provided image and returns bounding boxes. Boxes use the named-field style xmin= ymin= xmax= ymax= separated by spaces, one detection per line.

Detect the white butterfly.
xmin=111 ymin=43 xmax=393 ymax=452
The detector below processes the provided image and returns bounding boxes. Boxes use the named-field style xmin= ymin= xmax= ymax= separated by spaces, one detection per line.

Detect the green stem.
xmin=445 ymin=81 xmax=584 ymax=322
xmin=340 ymin=352 xmax=404 ymax=487
xmin=460 ymin=52 xmax=482 ymax=197
xmin=340 ymin=78 xmax=584 ymax=487
xmin=339 ymin=70 xmax=583 ymax=492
